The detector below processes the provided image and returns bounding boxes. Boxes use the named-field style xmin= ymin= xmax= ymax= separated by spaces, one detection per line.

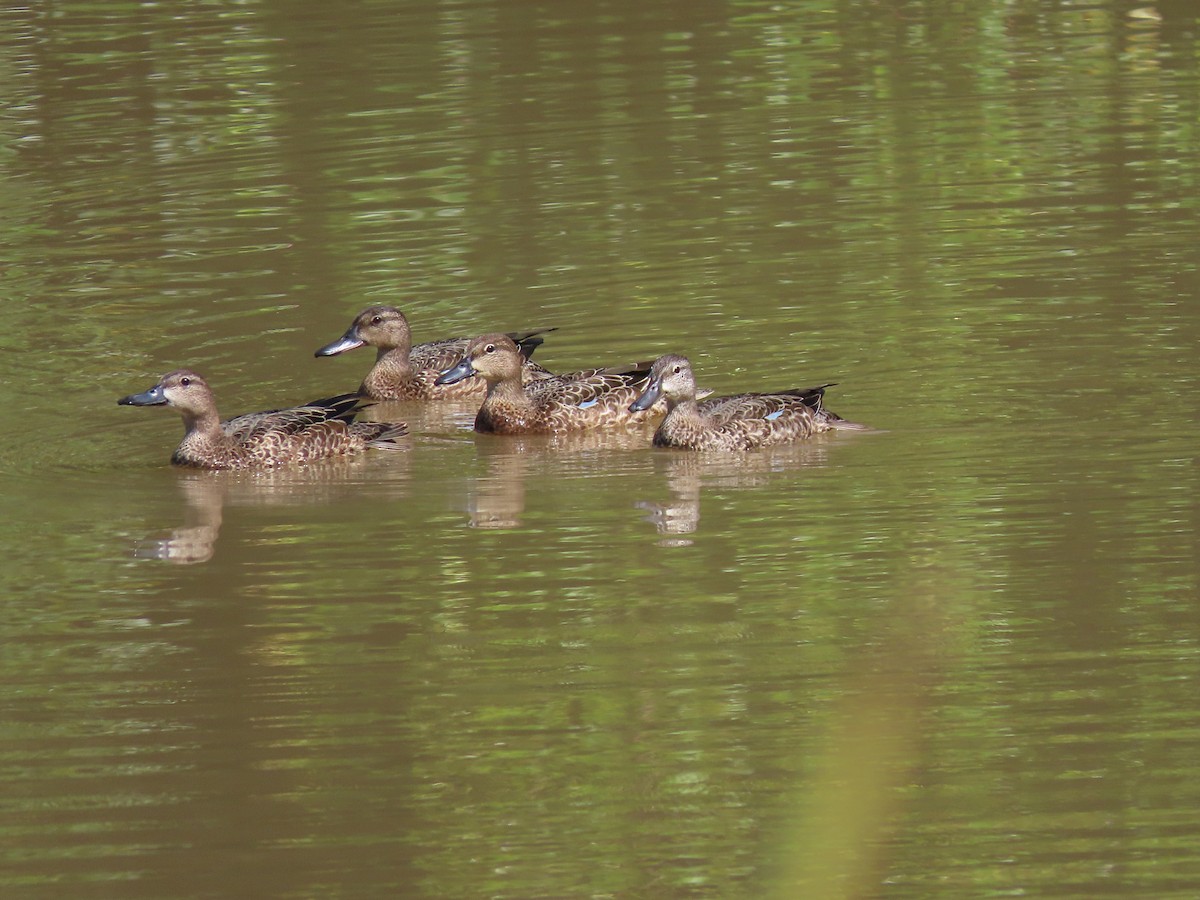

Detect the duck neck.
xmin=666 ymin=396 xmax=698 ymax=418
xmin=375 ymin=345 xmax=414 ymax=375
xmin=176 ymin=408 xmax=232 ymax=462
xmin=180 ymin=407 xmax=223 ymax=439
xmin=362 ymin=346 xmax=415 ymax=397
xmin=485 ymin=375 xmax=531 ymax=408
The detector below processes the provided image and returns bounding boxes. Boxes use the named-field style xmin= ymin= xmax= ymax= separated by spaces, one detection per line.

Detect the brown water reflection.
xmin=637 ymin=439 xmax=844 ymax=545
xmin=135 ymin=457 xmax=412 ymax=564
xmin=463 ymin=429 xmax=654 ymax=529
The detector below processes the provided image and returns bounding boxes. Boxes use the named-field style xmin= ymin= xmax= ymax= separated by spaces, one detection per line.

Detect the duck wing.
xmin=698 ymin=384 xmax=834 ymax=424
xmin=527 ymin=361 xmax=652 ymax=408
xmin=222 ymin=393 xmax=368 ymax=442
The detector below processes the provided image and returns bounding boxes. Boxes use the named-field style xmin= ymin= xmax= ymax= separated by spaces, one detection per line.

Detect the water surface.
xmin=2 ymin=1 xmax=1199 ymax=897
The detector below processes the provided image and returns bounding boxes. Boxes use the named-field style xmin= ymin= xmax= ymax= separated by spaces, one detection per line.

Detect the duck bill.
xmin=314 ymin=328 xmax=365 ymax=358
xmin=435 ymin=357 xmax=476 ymax=386
xmin=118 ymin=384 xmax=167 ymax=407
xmin=629 ymin=376 xmax=663 ymax=412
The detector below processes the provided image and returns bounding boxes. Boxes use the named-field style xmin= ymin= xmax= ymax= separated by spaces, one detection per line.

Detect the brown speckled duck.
xmin=118 ymin=369 xmax=407 ymax=469
xmin=314 ymin=305 xmax=555 ymax=401
xmin=435 ymin=334 xmax=659 ymax=435
xmin=629 ymin=354 xmax=858 ymax=451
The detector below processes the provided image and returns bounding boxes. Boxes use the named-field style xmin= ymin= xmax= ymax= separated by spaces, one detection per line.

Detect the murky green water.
xmin=3 ymin=1 xmax=1199 ymax=897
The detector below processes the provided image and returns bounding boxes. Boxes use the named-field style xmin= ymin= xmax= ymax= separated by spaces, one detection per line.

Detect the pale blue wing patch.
xmin=577 ymin=398 xmax=599 ymax=409
xmin=764 ymin=409 xmax=784 ymax=421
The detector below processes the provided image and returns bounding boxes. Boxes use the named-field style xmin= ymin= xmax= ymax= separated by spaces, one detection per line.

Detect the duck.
xmin=435 ymin=334 xmax=659 ymax=434
xmin=629 ymin=354 xmax=857 ymax=451
xmin=314 ymin=305 xmax=555 ymax=401
xmin=118 ymin=369 xmax=407 ymax=469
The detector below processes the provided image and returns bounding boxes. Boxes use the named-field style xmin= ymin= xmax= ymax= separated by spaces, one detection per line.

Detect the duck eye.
xmin=484 ymin=344 xmax=496 ymax=354
xmin=371 ymin=316 xmax=383 ymax=325
xmin=672 ymin=366 xmax=682 ymax=374
xmin=179 ymin=377 xmax=191 ymax=386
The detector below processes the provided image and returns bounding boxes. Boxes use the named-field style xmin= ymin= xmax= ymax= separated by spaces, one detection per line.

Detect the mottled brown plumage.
xmin=315 ymin=305 xmax=555 ymax=400
xmin=118 ymin=369 xmax=407 ymax=469
xmin=630 ymin=354 xmax=857 ymax=451
xmin=436 ymin=334 xmax=659 ymax=434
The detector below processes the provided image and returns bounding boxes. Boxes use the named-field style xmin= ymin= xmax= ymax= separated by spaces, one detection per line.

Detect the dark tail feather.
xmin=365 ymin=421 xmax=409 ymax=449
xmin=598 ymin=360 xmax=655 ymax=381
xmin=781 ymin=382 xmax=867 ymax=430
xmin=780 ymin=383 xmax=837 ymax=412
xmin=508 ymin=327 xmax=558 ymax=361
xmin=306 ymin=391 xmax=372 ymax=423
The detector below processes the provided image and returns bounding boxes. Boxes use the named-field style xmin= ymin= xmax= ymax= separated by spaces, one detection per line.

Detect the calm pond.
xmin=3 ymin=1 xmax=1199 ymax=897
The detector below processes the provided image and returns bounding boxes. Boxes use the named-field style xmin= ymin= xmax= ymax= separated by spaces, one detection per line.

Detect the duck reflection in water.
xmin=459 ymin=430 xmax=654 ymax=528
xmin=134 ymin=456 xmax=411 ymax=564
xmin=636 ymin=442 xmax=837 ymax=547
xmin=467 ymin=449 xmax=527 ymax=529
xmin=135 ymin=473 xmax=226 ymax=564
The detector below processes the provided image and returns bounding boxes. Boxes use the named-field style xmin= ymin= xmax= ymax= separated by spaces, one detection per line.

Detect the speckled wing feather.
xmin=655 ymin=402 xmax=818 ymax=451
xmin=697 ymin=384 xmax=833 ymax=424
xmin=526 ymin=362 xmax=652 ymax=408
xmin=225 ymin=401 xmax=404 ymax=463
xmin=220 ymin=393 xmax=368 ymax=443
